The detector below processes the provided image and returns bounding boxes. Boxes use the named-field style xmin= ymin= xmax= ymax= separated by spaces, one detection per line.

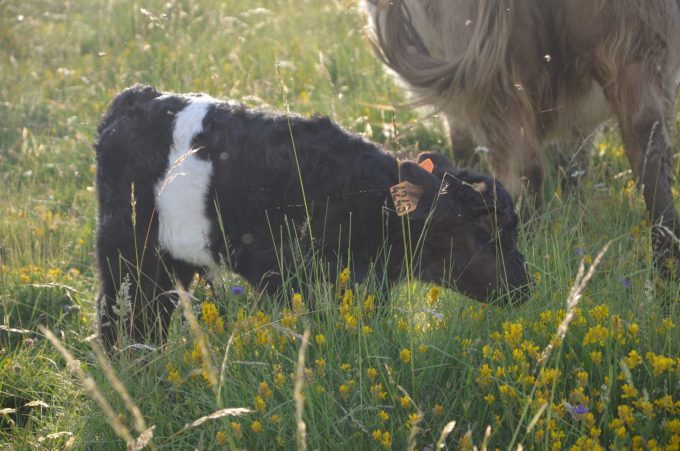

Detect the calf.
xmin=363 ymin=0 xmax=680 ymax=275
xmin=94 ymin=85 xmax=531 ymax=349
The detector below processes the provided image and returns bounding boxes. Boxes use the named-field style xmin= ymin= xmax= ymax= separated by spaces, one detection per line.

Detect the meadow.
xmin=1 ymin=0 xmax=680 ymax=449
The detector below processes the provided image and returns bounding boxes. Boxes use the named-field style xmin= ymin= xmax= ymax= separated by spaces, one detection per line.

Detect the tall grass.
xmin=1 ymin=0 xmax=679 ymax=449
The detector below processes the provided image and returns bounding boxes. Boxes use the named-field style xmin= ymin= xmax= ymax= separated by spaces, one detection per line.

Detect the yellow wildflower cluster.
xmin=201 ymin=302 xmax=224 ymax=334
xmin=8 ymin=263 xmax=81 ymax=284
xmin=371 ymin=429 xmax=392 ymax=448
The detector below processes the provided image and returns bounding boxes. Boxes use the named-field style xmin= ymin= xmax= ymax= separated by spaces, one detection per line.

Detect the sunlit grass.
xmin=1 ymin=0 xmax=679 ymax=449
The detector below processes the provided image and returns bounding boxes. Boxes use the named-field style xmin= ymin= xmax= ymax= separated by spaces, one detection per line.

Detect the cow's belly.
xmin=548 ymin=81 xmax=613 ymax=141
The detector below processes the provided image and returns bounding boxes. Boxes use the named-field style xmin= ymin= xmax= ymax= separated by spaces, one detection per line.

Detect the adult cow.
xmin=94 ymin=85 xmax=531 ymax=350
xmin=363 ymin=0 xmax=680 ymax=275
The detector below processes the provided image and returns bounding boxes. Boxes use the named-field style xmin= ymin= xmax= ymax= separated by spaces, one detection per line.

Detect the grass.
xmin=1 ymin=0 xmax=680 ymax=449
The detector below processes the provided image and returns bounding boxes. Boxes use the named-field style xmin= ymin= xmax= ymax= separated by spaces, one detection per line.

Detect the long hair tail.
xmin=365 ymin=0 xmax=514 ymax=110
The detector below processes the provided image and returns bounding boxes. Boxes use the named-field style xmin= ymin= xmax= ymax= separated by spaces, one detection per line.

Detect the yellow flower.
xmin=484 ymin=393 xmax=496 ymax=405
xmin=230 ymin=422 xmax=242 ymax=438
xmin=477 ymin=364 xmax=492 ymax=387
xmin=292 ymin=293 xmax=304 ymax=315
xmin=254 ymin=396 xmax=266 ymax=412
xmin=338 ymin=267 xmax=350 ymax=286
xmin=666 ymin=419 xmax=680 ymax=434
xmin=251 ymin=420 xmax=263 ymax=433
xmin=533 ymin=271 xmax=542 ymax=284
xmin=502 ymin=322 xmax=523 ymax=348
xmin=363 ymin=295 xmax=375 ymax=316
xmin=343 ymin=314 xmax=358 ymax=331
xmin=399 ymin=395 xmax=410 ymax=408
xmin=190 ymin=340 xmax=203 ymax=363
xmin=397 ymin=318 xmax=409 ymax=332
xmin=381 ymin=431 xmax=391 ymax=449
xmin=274 ymin=371 xmax=286 ymax=387
xmin=340 ymin=363 xmax=352 ymax=372
xmin=433 ymin=403 xmax=444 ymax=416
xmin=590 ymin=351 xmax=603 ymax=365
xmin=539 ymin=368 xmax=560 ymax=387
xmin=372 ymin=429 xmax=383 ymax=442
xmin=340 ymin=289 xmax=354 ymax=312
xmin=315 ymin=358 xmax=326 ymax=373
xmin=201 ymin=302 xmax=224 ymax=334
xmin=270 ymin=414 xmax=280 ymax=424
xmin=406 ymin=412 xmax=421 ymax=430
xmin=215 ymin=431 xmax=227 ymax=445
xmin=499 ymin=384 xmax=516 ymax=398
xmin=589 ymin=304 xmax=609 ymax=322
xmin=617 ymin=405 xmax=635 ymax=426
xmin=166 ymin=364 xmax=182 ymax=385
xmin=512 ymin=348 xmax=525 ymax=362
xmin=367 ymin=367 xmax=378 ymax=381
xmin=426 ymin=286 xmax=441 ymax=305
xmin=362 ymin=325 xmax=373 ymax=336
xmin=646 ymin=352 xmax=675 ymax=376
xmin=576 ymin=370 xmax=589 ymax=387
xmin=399 ymin=348 xmax=412 ymax=364
xmin=418 ymin=344 xmax=428 ymax=354
xmin=621 ymin=383 xmax=638 ymax=399
xmin=583 ymin=324 xmax=609 ymax=347
xmin=315 ymin=334 xmax=326 ymax=346
xmin=624 ymin=350 xmax=643 ymax=369
xmin=259 ymin=381 xmax=272 ymax=399
xmin=378 ymin=410 xmax=389 ymax=421
xmin=339 ymin=384 xmax=351 ymax=400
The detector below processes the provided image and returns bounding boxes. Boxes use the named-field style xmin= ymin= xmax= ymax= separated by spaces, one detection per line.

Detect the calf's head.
xmin=396 ymin=153 xmax=532 ymax=304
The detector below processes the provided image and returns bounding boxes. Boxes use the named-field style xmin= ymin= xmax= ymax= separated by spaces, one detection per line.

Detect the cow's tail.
xmin=364 ymin=0 xmax=514 ymax=110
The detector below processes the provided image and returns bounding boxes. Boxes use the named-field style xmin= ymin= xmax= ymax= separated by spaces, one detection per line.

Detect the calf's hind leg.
xmin=96 ymin=217 xmax=196 ymax=351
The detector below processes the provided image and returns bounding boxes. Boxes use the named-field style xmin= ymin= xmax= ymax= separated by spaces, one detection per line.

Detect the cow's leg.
xmin=447 ymin=122 xmax=477 ymax=165
xmin=603 ymin=62 xmax=679 ymax=276
xmin=486 ymin=112 xmax=544 ymax=213
xmin=548 ymin=130 xmax=594 ymax=197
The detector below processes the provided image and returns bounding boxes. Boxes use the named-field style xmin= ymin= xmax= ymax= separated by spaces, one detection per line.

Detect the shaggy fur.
xmin=363 ymin=0 xmax=680 ymax=274
xmin=94 ymin=85 xmax=531 ymax=349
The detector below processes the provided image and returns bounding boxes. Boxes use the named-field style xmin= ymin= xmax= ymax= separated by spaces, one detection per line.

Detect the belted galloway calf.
xmin=94 ymin=85 xmax=531 ymax=350
xmin=363 ymin=0 xmax=680 ymax=275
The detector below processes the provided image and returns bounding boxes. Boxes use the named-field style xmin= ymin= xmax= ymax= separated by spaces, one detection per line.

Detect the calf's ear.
xmin=417 ymin=152 xmax=458 ymax=178
xmin=391 ymin=161 xmax=441 ymax=220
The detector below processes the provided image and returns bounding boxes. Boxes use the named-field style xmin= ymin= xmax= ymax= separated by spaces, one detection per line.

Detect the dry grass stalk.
xmin=435 ymin=420 xmax=456 ymax=449
xmin=480 ymin=425 xmax=492 ymax=450
xmin=217 ymin=330 xmax=237 ymax=403
xmin=39 ymin=326 xmax=134 ymax=444
xmin=294 ymin=328 xmax=311 ymax=451
xmin=537 ymin=241 xmax=611 ymax=365
xmin=176 ymin=408 xmax=251 ymax=434
xmin=90 ymin=339 xmax=148 ymax=435
xmin=129 ymin=426 xmax=156 ymax=451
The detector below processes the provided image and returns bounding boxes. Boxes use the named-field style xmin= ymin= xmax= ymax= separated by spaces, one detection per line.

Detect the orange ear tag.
xmin=390 ymin=181 xmax=424 ymax=216
xmin=419 ymin=158 xmax=435 ymax=174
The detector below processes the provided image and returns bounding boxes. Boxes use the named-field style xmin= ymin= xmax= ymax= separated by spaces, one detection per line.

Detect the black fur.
xmin=94 ymin=85 xmax=531 ymax=350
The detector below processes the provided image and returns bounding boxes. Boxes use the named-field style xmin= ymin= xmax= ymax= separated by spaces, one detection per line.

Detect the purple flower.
xmin=617 ymin=276 xmax=631 ymax=288
xmin=574 ymin=248 xmax=585 ymax=256
xmin=571 ymin=404 xmax=589 ymax=416
xmin=231 ymin=286 xmax=245 ymax=295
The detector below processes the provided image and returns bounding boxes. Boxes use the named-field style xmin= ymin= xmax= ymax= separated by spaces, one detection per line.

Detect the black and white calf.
xmin=94 ymin=85 xmax=532 ymax=349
